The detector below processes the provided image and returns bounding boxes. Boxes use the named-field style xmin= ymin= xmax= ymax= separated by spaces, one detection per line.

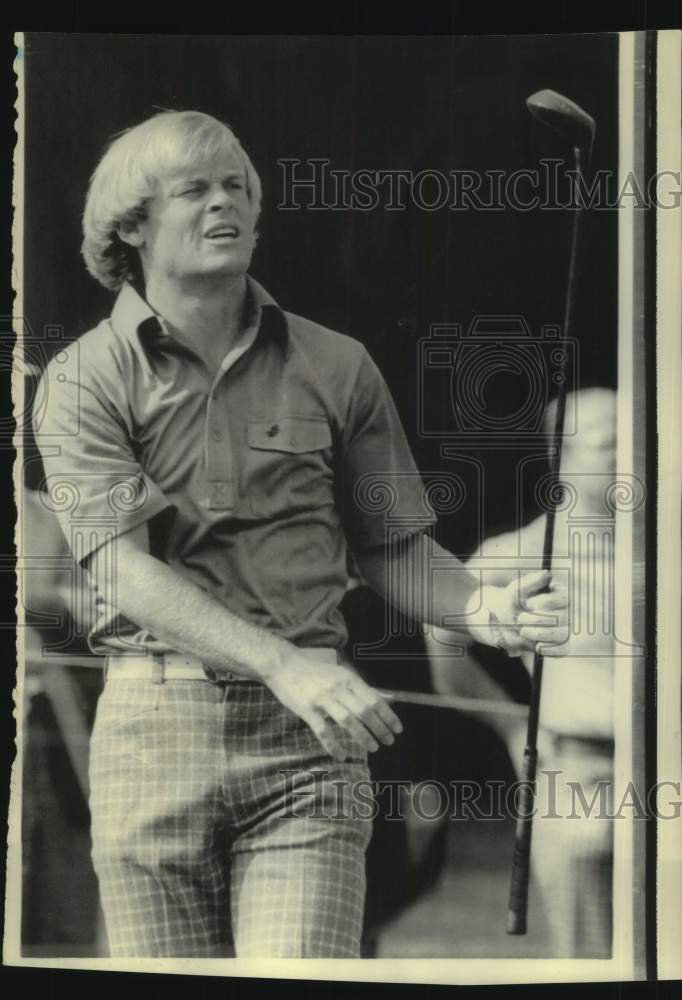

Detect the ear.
xmin=117 ymin=218 xmax=145 ymax=249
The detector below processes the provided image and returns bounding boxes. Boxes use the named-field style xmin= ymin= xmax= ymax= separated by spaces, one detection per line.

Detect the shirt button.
xmin=266 ymin=423 xmax=280 ymax=437
xmin=212 ymin=430 xmax=223 ymax=442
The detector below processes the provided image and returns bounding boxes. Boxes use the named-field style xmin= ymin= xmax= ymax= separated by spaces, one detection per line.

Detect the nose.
xmin=207 ymin=184 xmax=232 ymax=212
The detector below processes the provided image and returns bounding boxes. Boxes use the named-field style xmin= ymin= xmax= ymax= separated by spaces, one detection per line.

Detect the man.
xmin=33 ymin=110 xmax=569 ymax=958
xmin=426 ymin=388 xmax=617 ymax=957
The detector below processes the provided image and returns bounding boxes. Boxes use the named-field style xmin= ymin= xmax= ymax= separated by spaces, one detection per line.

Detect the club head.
xmin=526 ymin=89 xmax=596 ymax=157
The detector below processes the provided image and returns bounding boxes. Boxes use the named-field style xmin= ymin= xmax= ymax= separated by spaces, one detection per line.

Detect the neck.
xmin=144 ymin=271 xmax=249 ymax=369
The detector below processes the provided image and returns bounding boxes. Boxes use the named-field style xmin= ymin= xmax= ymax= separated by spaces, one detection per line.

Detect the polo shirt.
xmin=33 ymin=277 xmax=435 ymax=655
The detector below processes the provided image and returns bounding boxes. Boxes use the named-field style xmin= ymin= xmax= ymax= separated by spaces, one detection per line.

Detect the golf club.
xmin=506 ymin=89 xmax=596 ymax=936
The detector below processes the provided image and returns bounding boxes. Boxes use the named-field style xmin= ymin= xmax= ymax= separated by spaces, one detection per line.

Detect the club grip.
xmin=506 ymin=746 xmax=539 ymax=935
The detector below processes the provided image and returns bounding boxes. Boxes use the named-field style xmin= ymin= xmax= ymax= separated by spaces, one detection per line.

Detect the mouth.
xmin=204 ymin=224 xmax=240 ymax=241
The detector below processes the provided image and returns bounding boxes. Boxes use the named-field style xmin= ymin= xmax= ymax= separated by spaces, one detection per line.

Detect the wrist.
xmin=217 ymin=636 xmax=292 ymax=687
xmin=259 ymin=637 xmax=300 ymax=685
xmin=464 ymin=585 xmax=506 ymax=648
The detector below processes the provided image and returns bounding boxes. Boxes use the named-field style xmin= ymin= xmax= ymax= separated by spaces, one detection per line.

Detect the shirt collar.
xmin=110 ymin=275 xmax=290 ymax=364
xmin=246 ymin=276 xmax=290 ymax=360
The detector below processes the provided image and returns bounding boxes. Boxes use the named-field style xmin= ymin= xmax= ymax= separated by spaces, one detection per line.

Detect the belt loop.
xmin=204 ymin=664 xmax=223 ymax=684
xmin=152 ymin=652 xmax=165 ymax=685
xmin=102 ymin=656 xmax=109 ymax=688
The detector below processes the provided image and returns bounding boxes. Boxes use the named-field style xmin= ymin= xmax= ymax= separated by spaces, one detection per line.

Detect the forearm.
xmin=356 ymin=533 xmax=564 ymax=654
xmin=357 ymin=532 xmax=481 ymax=633
xmin=86 ymin=531 xmax=405 ymax=760
xmin=92 ymin=545 xmax=292 ymax=683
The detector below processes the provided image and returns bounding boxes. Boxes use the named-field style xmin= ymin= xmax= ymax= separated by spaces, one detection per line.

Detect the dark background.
xmin=23 ymin=32 xmax=618 ymax=548
xmin=18 ymin=32 xmax=619 ymax=955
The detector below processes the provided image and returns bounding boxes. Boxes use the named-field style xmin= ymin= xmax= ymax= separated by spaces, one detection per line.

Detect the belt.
xmin=104 ymin=647 xmax=341 ymax=684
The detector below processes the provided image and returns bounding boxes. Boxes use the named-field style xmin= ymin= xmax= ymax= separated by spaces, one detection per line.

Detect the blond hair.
xmin=81 ymin=110 xmax=262 ymax=290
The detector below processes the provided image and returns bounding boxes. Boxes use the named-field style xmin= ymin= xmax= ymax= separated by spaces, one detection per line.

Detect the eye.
xmin=177 ymin=182 xmax=206 ymax=197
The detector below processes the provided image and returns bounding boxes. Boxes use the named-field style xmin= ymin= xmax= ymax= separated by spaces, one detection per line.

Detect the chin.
xmin=197 ymin=259 xmax=251 ymax=280
xmin=209 ymin=251 xmax=252 ymax=274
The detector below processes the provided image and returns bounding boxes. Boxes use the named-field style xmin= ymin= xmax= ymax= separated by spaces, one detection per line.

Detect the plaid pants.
xmin=88 ymin=678 xmax=372 ymax=958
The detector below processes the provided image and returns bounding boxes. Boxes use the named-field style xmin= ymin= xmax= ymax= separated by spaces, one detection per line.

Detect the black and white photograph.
xmin=6 ymin=28 xmax=681 ymax=984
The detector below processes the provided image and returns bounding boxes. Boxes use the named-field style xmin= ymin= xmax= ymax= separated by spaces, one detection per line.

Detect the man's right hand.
xmin=265 ymin=655 xmax=404 ymax=762
xmin=86 ymin=527 xmax=403 ymax=762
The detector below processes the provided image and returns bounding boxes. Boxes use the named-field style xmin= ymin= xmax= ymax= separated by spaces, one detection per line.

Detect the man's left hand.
xmin=515 ymin=573 xmax=571 ymax=655
xmin=470 ymin=569 xmax=570 ymax=657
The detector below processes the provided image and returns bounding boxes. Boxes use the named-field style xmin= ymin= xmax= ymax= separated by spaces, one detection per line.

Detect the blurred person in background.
xmin=425 ymin=387 xmax=618 ymax=957
xmin=21 ymin=485 xmax=100 ymax=952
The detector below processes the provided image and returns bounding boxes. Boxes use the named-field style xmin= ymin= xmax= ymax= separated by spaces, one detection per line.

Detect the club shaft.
xmin=506 ymin=146 xmax=585 ymax=935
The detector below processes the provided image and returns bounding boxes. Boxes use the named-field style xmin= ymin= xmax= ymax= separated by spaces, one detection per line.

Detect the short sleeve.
xmin=32 ymin=350 xmax=172 ymax=565
xmin=338 ymin=348 xmax=437 ymax=554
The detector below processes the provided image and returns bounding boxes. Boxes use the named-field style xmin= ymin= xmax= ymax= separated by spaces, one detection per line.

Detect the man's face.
xmin=131 ymin=145 xmax=257 ymax=285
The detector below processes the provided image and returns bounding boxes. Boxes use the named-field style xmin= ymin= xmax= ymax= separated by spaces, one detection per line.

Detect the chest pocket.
xmin=246 ymin=416 xmax=334 ymax=518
